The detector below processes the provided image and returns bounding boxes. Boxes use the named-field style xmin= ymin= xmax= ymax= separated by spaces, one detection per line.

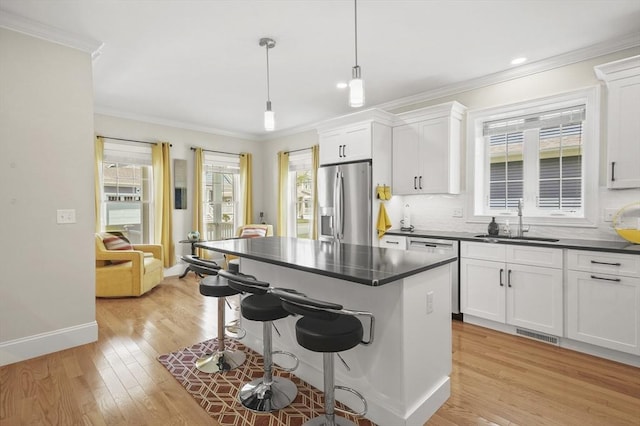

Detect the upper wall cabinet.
xmin=317 ymin=109 xmax=395 ymax=166
xmin=392 ymin=101 xmax=466 ymax=194
xmin=595 ymin=55 xmax=640 ymax=189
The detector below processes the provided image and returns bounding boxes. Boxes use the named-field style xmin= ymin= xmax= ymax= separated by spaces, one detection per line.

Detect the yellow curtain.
xmin=94 ymin=136 xmax=104 ymax=233
xmin=277 ymin=151 xmax=289 ymax=236
xmin=240 ymin=152 xmax=253 ymax=225
xmin=152 ymin=142 xmax=174 ymax=267
xmin=192 ymin=148 xmax=205 ymax=257
xmin=311 ymin=144 xmax=320 ymax=240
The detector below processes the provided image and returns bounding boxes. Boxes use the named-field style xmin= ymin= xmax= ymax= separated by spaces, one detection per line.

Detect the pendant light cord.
xmin=354 ymin=0 xmax=359 ymax=67
xmin=265 ymin=44 xmax=271 ymax=102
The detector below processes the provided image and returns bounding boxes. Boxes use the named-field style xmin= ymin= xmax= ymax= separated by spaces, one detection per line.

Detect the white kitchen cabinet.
xmin=317 ymin=109 xmax=395 ymax=166
xmin=379 ymin=235 xmax=407 ymax=250
xmin=567 ymin=249 xmax=640 ymax=355
xmin=392 ymin=101 xmax=466 ymax=194
xmin=595 ymin=55 xmax=640 ymax=189
xmin=460 ymin=242 xmax=563 ymax=336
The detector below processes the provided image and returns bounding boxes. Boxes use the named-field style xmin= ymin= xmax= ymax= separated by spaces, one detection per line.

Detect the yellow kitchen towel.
xmin=377 ymin=203 xmax=392 ymax=238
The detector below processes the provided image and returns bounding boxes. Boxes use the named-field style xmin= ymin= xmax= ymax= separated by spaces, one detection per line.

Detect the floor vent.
xmin=516 ymin=328 xmax=559 ymax=345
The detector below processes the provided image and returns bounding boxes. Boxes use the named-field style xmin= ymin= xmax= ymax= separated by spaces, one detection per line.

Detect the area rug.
xmin=158 ymin=338 xmax=376 ymax=426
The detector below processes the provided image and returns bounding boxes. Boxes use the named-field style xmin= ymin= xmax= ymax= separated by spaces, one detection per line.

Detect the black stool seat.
xmin=241 ymin=293 xmax=289 ymax=322
xmin=199 ymin=275 xmax=240 ymax=298
xmin=295 ymin=315 xmax=363 ymax=353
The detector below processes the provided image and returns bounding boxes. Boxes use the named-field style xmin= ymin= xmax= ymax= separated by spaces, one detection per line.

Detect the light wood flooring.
xmin=1 ymin=275 xmax=639 ymax=425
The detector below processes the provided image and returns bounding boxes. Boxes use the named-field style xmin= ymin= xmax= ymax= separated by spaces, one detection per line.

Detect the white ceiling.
xmin=2 ymin=0 xmax=640 ymax=139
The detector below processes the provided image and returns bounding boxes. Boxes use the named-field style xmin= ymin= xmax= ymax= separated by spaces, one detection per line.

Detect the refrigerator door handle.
xmin=334 ymin=171 xmax=341 ymax=239
xmin=336 ymin=171 xmax=345 ymax=239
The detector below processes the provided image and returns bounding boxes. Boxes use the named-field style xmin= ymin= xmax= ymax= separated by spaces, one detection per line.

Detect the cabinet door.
xmin=460 ymin=258 xmax=505 ymax=322
xmin=506 ymin=263 xmax=563 ymax=336
xmin=341 ymin=124 xmax=372 ymax=162
xmin=418 ymin=118 xmax=456 ymax=193
xmin=319 ymin=131 xmax=344 ymax=165
xmin=392 ymin=124 xmax=420 ymax=194
xmin=607 ymin=75 xmax=640 ymax=189
xmin=567 ymin=271 xmax=640 ymax=355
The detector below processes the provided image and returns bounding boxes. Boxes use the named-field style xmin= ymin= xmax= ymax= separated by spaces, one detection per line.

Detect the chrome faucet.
xmin=516 ymin=199 xmax=530 ymax=238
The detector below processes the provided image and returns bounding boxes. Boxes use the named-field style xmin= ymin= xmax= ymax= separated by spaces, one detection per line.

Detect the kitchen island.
xmin=196 ymin=237 xmax=456 ymax=426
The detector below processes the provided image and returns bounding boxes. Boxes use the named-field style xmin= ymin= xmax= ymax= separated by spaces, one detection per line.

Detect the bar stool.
xmin=217 ymin=269 xmax=299 ymax=413
xmin=181 ymin=256 xmax=246 ymax=373
xmin=272 ymin=289 xmax=375 ymax=426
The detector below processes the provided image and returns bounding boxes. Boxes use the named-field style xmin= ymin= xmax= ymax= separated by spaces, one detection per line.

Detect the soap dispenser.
xmin=488 ymin=217 xmax=499 ymax=236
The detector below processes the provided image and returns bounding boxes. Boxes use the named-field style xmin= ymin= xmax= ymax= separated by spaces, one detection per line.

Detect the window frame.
xmin=202 ymin=152 xmax=241 ymax=241
xmin=287 ymin=150 xmax=314 ymax=238
xmin=466 ymin=86 xmax=600 ymax=228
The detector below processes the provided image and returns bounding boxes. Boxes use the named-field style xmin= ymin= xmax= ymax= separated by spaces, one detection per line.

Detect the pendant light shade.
xmin=264 ymin=100 xmax=275 ymax=131
xmin=260 ymin=37 xmax=276 ymax=131
xmin=349 ymin=0 xmax=364 ymax=108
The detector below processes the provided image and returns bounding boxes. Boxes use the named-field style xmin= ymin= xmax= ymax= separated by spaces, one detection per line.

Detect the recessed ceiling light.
xmin=336 ymin=82 xmax=348 ymax=89
xmin=511 ymin=57 xmax=527 ymax=65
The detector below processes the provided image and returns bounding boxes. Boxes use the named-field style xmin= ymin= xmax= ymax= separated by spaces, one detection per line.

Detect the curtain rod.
xmin=190 ymin=147 xmax=242 ymax=157
xmin=97 ymin=135 xmax=172 ymax=147
xmin=285 ymin=147 xmax=312 ymax=154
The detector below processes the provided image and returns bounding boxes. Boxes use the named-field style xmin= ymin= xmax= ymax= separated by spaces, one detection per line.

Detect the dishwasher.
xmin=407 ymin=237 xmax=460 ymax=316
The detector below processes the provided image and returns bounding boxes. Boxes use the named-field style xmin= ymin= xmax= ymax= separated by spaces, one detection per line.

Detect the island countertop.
xmin=196 ymin=236 xmax=456 ymax=286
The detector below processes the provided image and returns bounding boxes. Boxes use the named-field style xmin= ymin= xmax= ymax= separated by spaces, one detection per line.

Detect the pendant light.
xmin=260 ymin=37 xmax=276 ymax=131
xmin=349 ymin=0 xmax=364 ymax=108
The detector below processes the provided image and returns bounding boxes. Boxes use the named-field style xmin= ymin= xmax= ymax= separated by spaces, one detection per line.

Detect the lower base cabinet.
xmin=460 ymin=242 xmax=563 ymax=336
xmin=566 ymin=249 xmax=640 ymax=356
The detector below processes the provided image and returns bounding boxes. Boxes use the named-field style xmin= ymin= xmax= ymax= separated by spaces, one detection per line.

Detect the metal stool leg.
xmin=238 ymin=321 xmax=298 ymax=412
xmin=196 ymin=298 xmax=246 ymax=373
xmin=304 ymin=353 xmax=359 ymax=426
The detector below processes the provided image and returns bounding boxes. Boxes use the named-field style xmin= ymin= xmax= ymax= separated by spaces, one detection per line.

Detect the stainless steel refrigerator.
xmin=317 ymin=160 xmax=372 ymax=245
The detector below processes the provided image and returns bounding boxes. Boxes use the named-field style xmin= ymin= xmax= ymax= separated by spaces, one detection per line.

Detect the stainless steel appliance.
xmin=407 ymin=237 xmax=460 ymax=315
xmin=317 ymin=160 xmax=372 ymax=246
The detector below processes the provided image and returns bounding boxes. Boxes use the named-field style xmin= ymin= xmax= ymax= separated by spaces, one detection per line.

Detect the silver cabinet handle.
xmin=419 ymin=176 xmax=423 ymax=190
xmin=507 ymin=269 xmax=512 ymax=287
xmin=386 ymin=241 xmax=399 ymax=245
xmin=499 ymin=268 xmax=504 ymax=286
xmin=590 ymin=260 xmax=621 ymax=266
xmin=414 ymin=176 xmax=417 ymax=190
xmin=591 ymin=275 xmax=622 ymax=283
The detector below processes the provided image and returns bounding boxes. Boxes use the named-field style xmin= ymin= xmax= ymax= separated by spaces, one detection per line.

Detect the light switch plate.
xmin=57 ymin=209 xmax=76 ymax=224
xmin=452 ymin=208 xmax=463 ymax=218
xmin=604 ymin=208 xmax=617 ymax=222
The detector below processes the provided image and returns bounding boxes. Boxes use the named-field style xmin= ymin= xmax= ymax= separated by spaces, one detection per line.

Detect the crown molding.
xmin=94 ymin=106 xmax=262 ymax=141
xmin=375 ymin=32 xmax=640 ymax=112
xmin=0 ymin=9 xmax=103 ymax=57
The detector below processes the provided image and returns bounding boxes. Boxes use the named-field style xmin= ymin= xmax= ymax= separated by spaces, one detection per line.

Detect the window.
xmin=467 ymin=87 xmax=599 ymax=227
xmin=202 ymin=152 xmax=240 ymax=241
xmin=101 ymin=141 xmax=154 ymax=244
xmin=288 ymin=150 xmax=314 ymax=238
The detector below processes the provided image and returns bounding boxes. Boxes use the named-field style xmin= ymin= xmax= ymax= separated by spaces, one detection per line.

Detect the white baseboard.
xmin=0 ymin=321 xmax=98 ymax=366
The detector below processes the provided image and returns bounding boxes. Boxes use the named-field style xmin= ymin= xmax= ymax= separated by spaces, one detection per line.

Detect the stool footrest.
xmin=333 ymin=385 xmax=368 ymax=418
xmin=224 ymin=324 xmax=246 ymax=340
xmin=271 ymin=350 xmax=299 ymax=372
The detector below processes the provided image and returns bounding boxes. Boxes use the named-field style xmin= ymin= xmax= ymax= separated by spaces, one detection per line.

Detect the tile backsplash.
xmin=394 ymin=187 xmax=640 ymax=241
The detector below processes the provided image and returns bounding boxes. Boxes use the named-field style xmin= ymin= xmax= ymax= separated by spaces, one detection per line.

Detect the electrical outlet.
xmin=57 ymin=209 xmax=76 ymax=224
xmin=426 ymin=291 xmax=434 ymax=314
xmin=452 ymin=208 xmax=463 ymax=218
xmin=604 ymin=208 xmax=617 ymax=222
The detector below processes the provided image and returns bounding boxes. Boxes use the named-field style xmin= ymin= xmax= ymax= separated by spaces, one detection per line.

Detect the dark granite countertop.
xmin=196 ymin=236 xmax=456 ymax=286
xmin=385 ymin=229 xmax=640 ymax=255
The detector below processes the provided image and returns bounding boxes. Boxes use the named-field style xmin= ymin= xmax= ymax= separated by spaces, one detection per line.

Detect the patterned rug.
xmin=158 ymin=338 xmax=376 ymax=426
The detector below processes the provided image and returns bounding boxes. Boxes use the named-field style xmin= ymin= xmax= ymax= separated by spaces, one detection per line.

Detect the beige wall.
xmin=0 ymin=28 xmax=96 ymax=365
xmin=93 ymin=114 xmax=263 ymax=264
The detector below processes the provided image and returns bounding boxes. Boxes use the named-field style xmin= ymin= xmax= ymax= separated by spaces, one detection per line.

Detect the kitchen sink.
xmin=474 ymin=234 xmax=560 ymax=243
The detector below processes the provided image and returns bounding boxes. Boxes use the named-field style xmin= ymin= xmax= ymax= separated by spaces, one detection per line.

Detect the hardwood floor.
xmin=1 ymin=275 xmax=638 ymax=425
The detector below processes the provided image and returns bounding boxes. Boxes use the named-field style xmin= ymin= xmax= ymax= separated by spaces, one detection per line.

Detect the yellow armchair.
xmin=95 ymin=234 xmax=164 ymax=297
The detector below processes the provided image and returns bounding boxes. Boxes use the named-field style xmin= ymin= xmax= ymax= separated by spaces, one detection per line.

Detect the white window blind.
xmin=103 ymin=141 xmax=153 ymax=165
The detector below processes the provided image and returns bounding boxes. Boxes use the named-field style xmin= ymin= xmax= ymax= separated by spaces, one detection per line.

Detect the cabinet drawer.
xmin=567 ymin=250 xmax=640 ymax=277
xmin=506 ymin=245 xmax=563 ymax=269
xmin=379 ymin=235 xmax=407 ymax=250
xmin=461 ymin=241 xmax=505 ymax=261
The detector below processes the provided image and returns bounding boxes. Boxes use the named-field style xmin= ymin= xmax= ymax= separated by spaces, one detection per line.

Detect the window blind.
xmin=483 ymin=105 xmax=586 ymax=136
xmin=103 ymin=141 xmax=153 ymax=165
